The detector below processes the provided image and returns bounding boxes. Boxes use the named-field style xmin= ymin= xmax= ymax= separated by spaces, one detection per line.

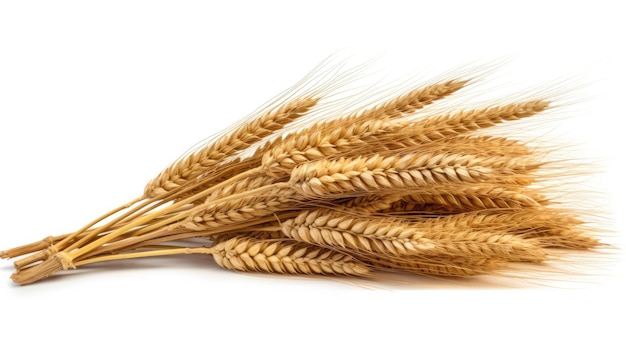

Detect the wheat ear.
xmin=291 ymin=152 xmax=536 ymax=198
xmin=365 ymin=255 xmax=504 ymax=276
xmin=404 ymin=209 xmax=598 ymax=249
xmin=211 ymin=236 xmax=370 ymax=276
xmin=409 ymin=100 xmax=551 ymax=142
xmin=282 ymin=209 xmax=545 ymax=261
xmin=259 ymin=80 xmax=468 ymax=178
xmin=145 ymin=96 xmax=318 ymax=197
xmin=183 ymin=186 xmax=296 ymax=231
xmin=339 ymin=194 xmax=404 ymax=213
xmin=176 ymin=76 xmax=461 ymax=193
xmin=282 ymin=217 xmax=435 ymax=257
xmin=330 ymin=79 xmax=468 ymax=126
xmin=376 ymin=136 xmax=533 ymax=158
xmin=400 ymin=185 xmax=544 ymax=210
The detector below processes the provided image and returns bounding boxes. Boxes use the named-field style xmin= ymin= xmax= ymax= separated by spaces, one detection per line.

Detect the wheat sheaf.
xmin=1 ymin=59 xmax=604 ymax=286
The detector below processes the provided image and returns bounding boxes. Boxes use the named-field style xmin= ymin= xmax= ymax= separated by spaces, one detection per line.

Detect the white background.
xmin=1 ymin=1 xmax=624 ymax=350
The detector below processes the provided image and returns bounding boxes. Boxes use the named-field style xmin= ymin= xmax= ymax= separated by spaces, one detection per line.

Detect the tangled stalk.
xmin=1 ymin=60 xmax=602 ymax=285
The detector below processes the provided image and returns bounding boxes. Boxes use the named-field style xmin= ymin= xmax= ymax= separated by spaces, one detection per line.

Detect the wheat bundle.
xmin=1 ymin=60 xmax=603 ymax=285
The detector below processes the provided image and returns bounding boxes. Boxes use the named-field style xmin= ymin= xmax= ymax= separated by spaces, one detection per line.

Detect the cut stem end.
xmin=10 ymin=253 xmax=75 ymax=286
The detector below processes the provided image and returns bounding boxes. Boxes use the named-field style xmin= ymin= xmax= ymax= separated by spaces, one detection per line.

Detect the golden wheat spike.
xmin=145 ymin=97 xmax=319 ymax=198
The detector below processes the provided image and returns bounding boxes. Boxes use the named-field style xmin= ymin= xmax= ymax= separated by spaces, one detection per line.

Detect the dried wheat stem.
xmin=23 ymin=190 xmax=187 ymax=265
xmin=77 ymin=169 xmax=264 ymax=253
xmin=33 ymin=197 xmax=143 ymax=262
xmin=80 ymin=210 xmax=300 ymax=261
xmin=14 ymin=248 xmax=55 ymax=270
xmin=74 ymin=247 xmax=214 ymax=267
xmin=2 ymin=236 xmax=57 ymax=260
xmin=10 ymin=252 xmax=75 ymax=285
xmin=53 ymin=168 xmax=257 ymax=264
xmin=10 ymin=207 xmax=185 ymax=269
xmin=17 ymin=200 xmax=199 ymax=272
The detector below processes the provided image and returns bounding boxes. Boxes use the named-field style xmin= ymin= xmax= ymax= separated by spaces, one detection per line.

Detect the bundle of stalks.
xmin=1 ymin=60 xmax=603 ymax=285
